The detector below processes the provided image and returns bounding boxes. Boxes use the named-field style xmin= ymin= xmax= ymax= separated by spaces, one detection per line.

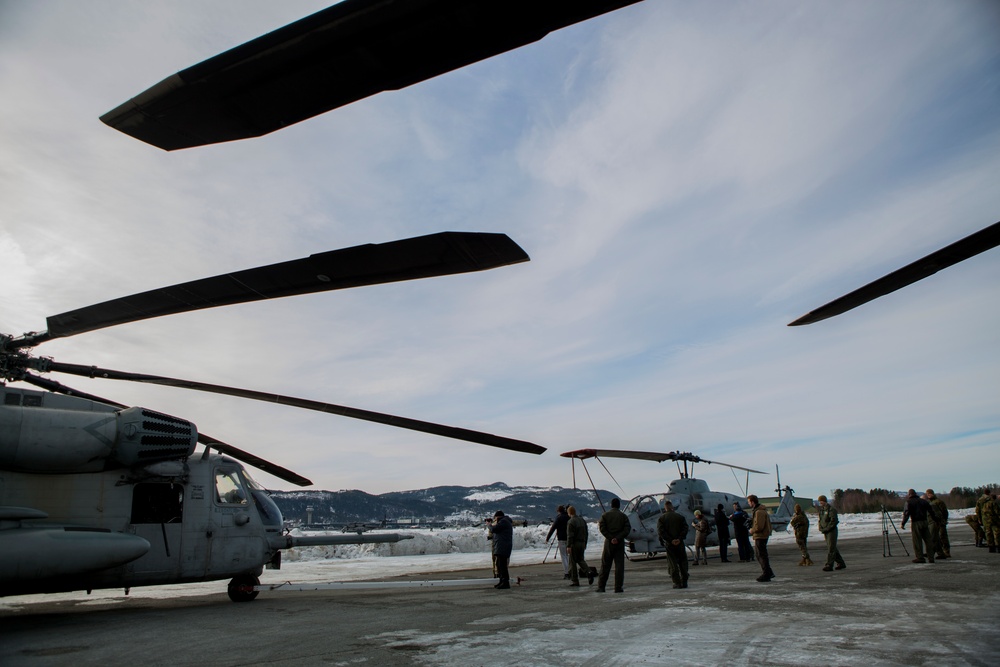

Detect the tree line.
xmin=828 ymin=485 xmax=997 ymax=514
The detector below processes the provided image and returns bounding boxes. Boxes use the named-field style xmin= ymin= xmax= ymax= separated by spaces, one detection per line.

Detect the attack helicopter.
xmin=0 ymin=231 xmax=544 ymax=602
xmin=561 ymin=449 xmax=796 ymax=557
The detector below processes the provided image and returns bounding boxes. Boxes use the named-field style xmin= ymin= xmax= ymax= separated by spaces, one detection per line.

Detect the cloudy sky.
xmin=2 ymin=1 xmax=998 ymax=500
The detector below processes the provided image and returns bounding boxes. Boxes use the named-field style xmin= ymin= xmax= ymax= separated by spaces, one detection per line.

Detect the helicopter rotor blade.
xmin=560 ymin=448 xmax=765 ymax=474
xmin=199 ymin=437 xmax=313 ymax=487
xmin=101 ymin=0 xmax=645 ymax=150
xmin=789 ymin=220 xmax=1000 ymax=326
xmin=29 ymin=231 xmax=527 ymax=344
xmin=16 ymin=372 xmax=315 ymax=487
xmin=43 ymin=361 xmax=545 ymax=455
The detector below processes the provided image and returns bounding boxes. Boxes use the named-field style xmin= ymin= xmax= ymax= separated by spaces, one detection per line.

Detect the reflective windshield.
xmin=215 ymin=469 xmax=248 ymax=505
xmin=242 ymin=470 xmax=283 ymax=529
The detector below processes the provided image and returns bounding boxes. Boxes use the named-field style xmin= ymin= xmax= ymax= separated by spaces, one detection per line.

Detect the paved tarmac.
xmin=2 ymin=536 xmax=997 ymax=666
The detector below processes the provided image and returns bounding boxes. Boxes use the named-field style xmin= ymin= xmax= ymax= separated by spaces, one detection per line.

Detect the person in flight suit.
xmin=596 ymin=498 xmax=631 ymax=593
xmin=657 ymin=500 xmax=690 ymax=589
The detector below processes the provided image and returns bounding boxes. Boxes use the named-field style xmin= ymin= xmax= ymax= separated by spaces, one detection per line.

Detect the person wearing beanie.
xmin=691 ymin=510 xmax=710 ymax=566
xmin=790 ymin=504 xmax=813 ymax=566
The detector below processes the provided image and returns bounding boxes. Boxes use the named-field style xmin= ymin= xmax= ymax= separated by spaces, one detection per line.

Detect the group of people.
xmin=970 ymin=490 xmax=1000 ymax=552
xmin=490 ymin=488 xmax=997 ymax=591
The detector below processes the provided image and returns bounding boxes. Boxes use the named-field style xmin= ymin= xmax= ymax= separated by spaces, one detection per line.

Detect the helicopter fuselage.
xmin=0 ymin=386 xmax=394 ymax=600
xmin=622 ymin=478 xmax=794 ymax=556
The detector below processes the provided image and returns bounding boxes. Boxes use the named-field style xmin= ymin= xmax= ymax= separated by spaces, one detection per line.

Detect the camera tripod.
xmin=881 ymin=504 xmax=909 ymax=557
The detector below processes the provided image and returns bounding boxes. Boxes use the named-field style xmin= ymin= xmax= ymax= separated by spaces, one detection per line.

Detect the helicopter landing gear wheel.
xmin=227 ymin=574 xmax=260 ymax=602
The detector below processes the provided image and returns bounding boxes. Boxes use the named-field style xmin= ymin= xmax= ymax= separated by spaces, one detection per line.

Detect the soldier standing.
xmin=976 ymin=490 xmax=1000 ymax=552
xmin=901 ymin=489 xmax=935 ymax=563
xmin=789 ymin=504 xmax=813 ymax=566
xmin=817 ymin=495 xmax=846 ymax=571
xmin=565 ymin=506 xmax=595 ymax=587
xmin=926 ymin=489 xmax=950 ymax=559
xmin=691 ymin=510 xmax=710 ymax=566
xmin=748 ymin=494 xmax=775 ymax=582
xmin=657 ymin=500 xmax=690 ymax=589
xmin=595 ymin=498 xmax=631 ymax=593
xmin=965 ymin=513 xmax=986 ymax=547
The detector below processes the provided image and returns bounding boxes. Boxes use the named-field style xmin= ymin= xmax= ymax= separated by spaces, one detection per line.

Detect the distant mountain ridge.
xmin=269 ymin=482 xmax=618 ymax=526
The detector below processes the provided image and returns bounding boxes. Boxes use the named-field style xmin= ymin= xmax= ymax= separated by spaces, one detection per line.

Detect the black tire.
xmin=227 ymin=574 xmax=260 ymax=602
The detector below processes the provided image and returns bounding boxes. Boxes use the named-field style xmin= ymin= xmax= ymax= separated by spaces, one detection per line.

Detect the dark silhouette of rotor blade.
xmin=199 ymin=439 xmax=313 ymax=487
xmin=44 ymin=362 xmax=545 ymax=455
xmin=560 ymin=448 xmax=765 ymax=473
xmin=100 ymin=0 xmax=644 ymax=150
xmin=17 ymin=372 xmax=313 ymax=486
xmin=789 ymin=220 xmax=1000 ymax=326
xmin=40 ymin=232 xmax=527 ymax=341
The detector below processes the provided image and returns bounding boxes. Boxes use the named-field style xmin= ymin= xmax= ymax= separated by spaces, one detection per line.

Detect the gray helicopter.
xmin=0 ymin=231 xmax=544 ymax=602
xmin=561 ymin=449 xmax=796 ymax=557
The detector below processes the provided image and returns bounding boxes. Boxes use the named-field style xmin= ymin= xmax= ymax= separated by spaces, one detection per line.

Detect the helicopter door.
xmin=206 ymin=468 xmax=257 ymax=576
xmin=129 ymin=482 xmax=184 ymax=578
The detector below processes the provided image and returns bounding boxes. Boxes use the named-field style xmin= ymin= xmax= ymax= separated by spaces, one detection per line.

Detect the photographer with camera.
xmin=486 ymin=510 xmax=514 ymax=589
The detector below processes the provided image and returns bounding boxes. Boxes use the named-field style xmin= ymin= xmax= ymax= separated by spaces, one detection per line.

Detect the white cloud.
xmin=1 ymin=1 xmax=997 ymax=498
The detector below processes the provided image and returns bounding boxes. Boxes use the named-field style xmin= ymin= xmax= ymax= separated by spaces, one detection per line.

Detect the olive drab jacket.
xmin=818 ymin=505 xmax=839 ymax=534
xmin=976 ymin=493 xmax=998 ymax=526
xmin=566 ymin=515 xmax=589 ymax=551
xmin=750 ymin=504 xmax=772 ymax=540
xmin=598 ymin=508 xmax=632 ymax=543
xmin=929 ymin=498 xmax=948 ymax=525
xmin=657 ymin=509 xmax=689 ymax=546
xmin=789 ymin=511 xmax=809 ymax=540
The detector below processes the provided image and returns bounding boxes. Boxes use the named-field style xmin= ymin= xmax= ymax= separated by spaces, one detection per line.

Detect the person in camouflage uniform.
xmin=925 ymin=489 xmax=950 ymax=559
xmin=565 ymin=505 xmax=595 ymax=587
xmin=789 ymin=504 xmax=813 ymax=566
xmin=976 ymin=490 xmax=1000 ymax=552
xmin=817 ymin=495 xmax=846 ymax=571
xmin=965 ymin=513 xmax=985 ymax=548
xmin=596 ymin=497 xmax=631 ymax=593
xmin=657 ymin=500 xmax=690 ymax=589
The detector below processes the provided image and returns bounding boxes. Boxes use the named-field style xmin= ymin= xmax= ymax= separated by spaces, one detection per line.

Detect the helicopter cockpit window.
xmin=215 ymin=470 xmax=248 ymax=505
xmin=635 ymin=495 xmax=666 ymax=522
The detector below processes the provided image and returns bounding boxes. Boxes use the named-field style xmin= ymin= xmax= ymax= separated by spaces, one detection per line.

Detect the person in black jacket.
xmin=487 ymin=510 xmax=514 ymax=588
xmin=546 ymin=505 xmax=570 ymax=579
xmin=714 ymin=504 xmax=731 ymax=563
xmin=901 ymin=489 xmax=936 ymax=563
xmin=730 ymin=502 xmax=753 ymax=562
